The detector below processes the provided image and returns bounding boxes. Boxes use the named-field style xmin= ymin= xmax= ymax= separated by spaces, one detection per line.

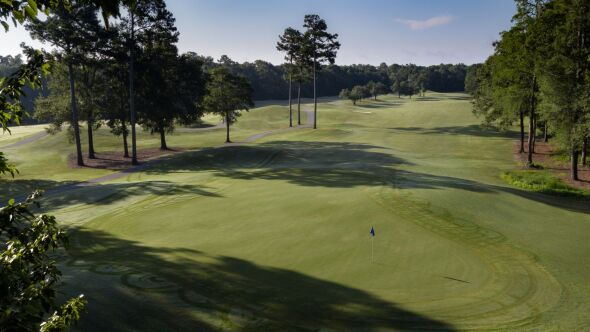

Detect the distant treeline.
xmin=2 ymin=53 xmax=473 ymax=110
xmin=186 ymin=54 xmax=472 ymax=100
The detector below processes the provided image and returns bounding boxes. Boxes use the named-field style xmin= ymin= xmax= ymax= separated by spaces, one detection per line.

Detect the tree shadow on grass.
xmin=1 ymin=178 xmax=222 ymax=210
xmin=144 ymin=140 xmax=590 ymax=213
xmin=388 ymin=125 xmax=519 ymax=139
xmin=42 ymin=181 xmax=222 ymax=210
xmin=145 ymin=141 xmax=494 ymax=193
xmin=0 ymin=179 xmax=78 ymax=202
xmin=62 ymin=227 xmax=456 ymax=331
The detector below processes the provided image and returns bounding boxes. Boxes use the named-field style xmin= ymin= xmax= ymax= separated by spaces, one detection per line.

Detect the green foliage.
xmin=276 ymin=27 xmax=303 ymax=66
xmin=339 ymin=87 xmax=360 ymax=105
xmin=464 ymin=63 xmax=481 ymax=95
xmin=0 ymin=191 xmax=87 ymax=331
xmin=34 ymin=63 xmax=70 ymax=133
xmin=501 ymin=170 xmax=590 ymax=197
xmin=338 ymin=88 xmax=351 ymax=103
xmin=302 ymin=14 xmax=340 ymax=68
xmin=0 ymin=151 xmax=17 ymax=177
xmin=536 ymin=0 xmax=590 ymax=152
xmin=0 ymin=47 xmax=50 ymax=132
xmin=204 ymin=67 xmax=254 ymax=141
xmin=351 ymin=85 xmax=367 ymax=101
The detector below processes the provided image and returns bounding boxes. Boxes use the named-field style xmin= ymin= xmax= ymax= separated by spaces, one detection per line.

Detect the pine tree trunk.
xmin=297 ymin=82 xmax=301 ymax=126
xmin=532 ymin=116 xmax=537 ymax=153
xmin=122 ymin=118 xmax=129 ymax=158
xmin=87 ymin=109 xmax=95 ymax=159
xmin=519 ymin=110 xmax=525 ymax=153
xmin=67 ymin=62 xmax=84 ymax=167
xmin=527 ymin=76 xmax=537 ymax=166
xmin=159 ymin=125 xmax=167 ymax=150
xmin=225 ymin=113 xmax=231 ymax=143
xmin=313 ymin=57 xmax=317 ymax=129
xmin=288 ymin=60 xmax=293 ymax=128
xmin=527 ymin=112 xmax=534 ymax=166
xmin=129 ymin=10 xmax=138 ymax=165
xmin=571 ymin=147 xmax=579 ymax=181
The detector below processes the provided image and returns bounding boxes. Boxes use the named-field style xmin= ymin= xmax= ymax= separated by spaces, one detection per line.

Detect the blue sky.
xmin=1 ymin=0 xmax=516 ymax=65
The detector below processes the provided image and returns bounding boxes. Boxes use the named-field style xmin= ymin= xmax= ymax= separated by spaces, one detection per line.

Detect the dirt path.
xmin=44 ymin=109 xmax=314 ymax=197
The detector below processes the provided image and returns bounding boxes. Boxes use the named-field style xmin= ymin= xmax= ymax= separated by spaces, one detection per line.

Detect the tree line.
xmin=191 ymin=56 xmax=472 ymax=101
xmin=468 ymin=0 xmax=589 ymax=181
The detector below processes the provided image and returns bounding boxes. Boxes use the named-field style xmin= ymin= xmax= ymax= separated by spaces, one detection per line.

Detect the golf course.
xmin=2 ymin=93 xmax=589 ymax=330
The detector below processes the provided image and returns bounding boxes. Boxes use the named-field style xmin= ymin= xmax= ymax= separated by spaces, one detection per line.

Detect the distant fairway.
xmin=3 ymin=93 xmax=590 ymax=330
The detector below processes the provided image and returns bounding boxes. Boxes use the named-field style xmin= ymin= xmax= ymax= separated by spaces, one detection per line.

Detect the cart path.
xmin=3 ymin=131 xmax=49 ymax=149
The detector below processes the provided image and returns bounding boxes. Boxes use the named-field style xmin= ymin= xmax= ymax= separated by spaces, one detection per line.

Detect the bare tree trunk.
xmin=225 ymin=113 xmax=231 ymax=143
xmin=122 ymin=118 xmax=129 ymax=158
xmin=313 ymin=57 xmax=317 ymax=129
xmin=159 ymin=125 xmax=167 ymax=150
xmin=297 ymin=82 xmax=301 ymax=126
xmin=519 ymin=110 xmax=525 ymax=153
xmin=67 ymin=62 xmax=84 ymax=166
xmin=87 ymin=109 xmax=95 ymax=159
xmin=129 ymin=9 xmax=138 ymax=165
xmin=571 ymin=147 xmax=579 ymax=181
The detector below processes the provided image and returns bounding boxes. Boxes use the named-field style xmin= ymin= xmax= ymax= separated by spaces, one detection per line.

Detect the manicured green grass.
xmin=502 ymin=170 xmax=590 ymax=197
xmin=5 ymin=93 xmax=590 ymax=330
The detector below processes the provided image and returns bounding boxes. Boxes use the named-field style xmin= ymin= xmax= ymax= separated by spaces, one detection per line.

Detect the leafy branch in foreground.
xmin=0 ymin=191 xmax=87 ymax=331
xmin=0 ymin=46 xmax=51 ymax=132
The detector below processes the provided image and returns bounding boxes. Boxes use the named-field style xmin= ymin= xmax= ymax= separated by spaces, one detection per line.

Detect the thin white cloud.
xmin=395 ymin=15 xmax=453 ymax=30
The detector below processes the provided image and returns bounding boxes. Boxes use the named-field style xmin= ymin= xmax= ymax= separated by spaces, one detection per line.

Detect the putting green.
xmin=10 ymin=93 xmax=590 ymax=330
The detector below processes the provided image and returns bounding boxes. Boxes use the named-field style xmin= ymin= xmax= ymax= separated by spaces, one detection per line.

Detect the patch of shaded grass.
xmin=501 ymin=170 xmax=590 ymax=197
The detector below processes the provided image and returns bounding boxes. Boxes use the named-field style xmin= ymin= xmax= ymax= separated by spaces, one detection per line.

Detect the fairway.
xmin=5 ymin=93 xmax=590 ymax=330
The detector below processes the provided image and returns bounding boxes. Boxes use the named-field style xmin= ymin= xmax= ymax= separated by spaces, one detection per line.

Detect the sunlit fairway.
xmin=3 ymin=93 xmax=590 ymax=330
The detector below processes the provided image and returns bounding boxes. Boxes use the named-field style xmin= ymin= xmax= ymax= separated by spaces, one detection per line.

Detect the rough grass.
xmin=501 ymin=170 xmax=590 ymax=197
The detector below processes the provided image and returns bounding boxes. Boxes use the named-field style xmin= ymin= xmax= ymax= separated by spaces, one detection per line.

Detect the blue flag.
xmin=370 ymin=226 xmax=375 ymax=237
